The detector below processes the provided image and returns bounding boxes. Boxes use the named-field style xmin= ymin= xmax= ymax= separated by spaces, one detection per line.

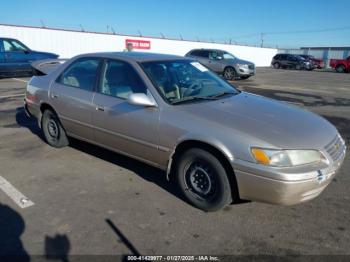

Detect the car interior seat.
xmin=150 ymin=65 xmax=180 ymax=100
xmin=103 ymin=65 xmax=132 ymax=99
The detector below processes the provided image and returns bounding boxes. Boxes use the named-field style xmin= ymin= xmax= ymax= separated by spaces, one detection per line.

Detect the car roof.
xmin=190 ymin=48 xmax=226 ymax=52
xmin=0 ymin=37 xmax=19 ymax=41
xmin=75 ymin=52 xmax=192 ymax=62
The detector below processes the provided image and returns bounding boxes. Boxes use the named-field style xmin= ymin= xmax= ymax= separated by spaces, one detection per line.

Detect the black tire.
xmin=175 ymin=148 xmax=233 ymax=212
xmin=223 ymin=67 xmax=236 ymax=81
xmin=41 ymin=109 xmax=69 ymax=148
xmin=336 ymin=65 xmax=345 ymax=73
xmin=240 ymin=75 xmax=250 ymax=80
xmin=273 ymin=62 xmax=280 ymax=69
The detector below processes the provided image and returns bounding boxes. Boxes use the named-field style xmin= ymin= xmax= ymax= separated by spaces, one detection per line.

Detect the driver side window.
xmin=3 ymin=40 xmax=27 ymax=52
xmin=209 ymin=51 xmax=222 ymax=60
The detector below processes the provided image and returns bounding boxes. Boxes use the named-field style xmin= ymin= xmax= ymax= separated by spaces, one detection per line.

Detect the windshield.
xmin=223 ymin=52 xmax=236 ymax=60
xmin=141 ymin=60 xmax=239 ymax=104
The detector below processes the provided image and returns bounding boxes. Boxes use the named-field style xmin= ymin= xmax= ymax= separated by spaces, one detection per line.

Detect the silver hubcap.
xmin=186 ymin=163 xmax=214 ymax=196
xmin=48 ymin=119 xmax=58 ymax=139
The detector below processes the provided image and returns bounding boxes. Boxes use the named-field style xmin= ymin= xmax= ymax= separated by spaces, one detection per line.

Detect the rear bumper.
xmin=24 ymin=99 xmax=32 ymax=117
xmin=232 ymin=151 xmax=346 ymax=205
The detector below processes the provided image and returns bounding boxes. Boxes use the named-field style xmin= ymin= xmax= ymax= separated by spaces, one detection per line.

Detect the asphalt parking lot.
xmin=0 ymin=68 xmax=349 ymax=258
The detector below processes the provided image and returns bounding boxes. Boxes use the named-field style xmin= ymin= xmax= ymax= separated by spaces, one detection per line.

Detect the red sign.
xmin=125 ymin=39 xmax=151 ymax=50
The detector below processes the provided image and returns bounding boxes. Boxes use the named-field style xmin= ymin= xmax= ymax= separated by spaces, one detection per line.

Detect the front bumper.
xmin=236 ymin=66 xmax=255 ymax=76
xmin=232 ymin=148 xmax=346 ymax=205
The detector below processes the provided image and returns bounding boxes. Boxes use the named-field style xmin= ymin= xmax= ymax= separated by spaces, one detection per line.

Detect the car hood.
xmin=177 ymin=92 xmax=337 ymax=150
xmin=227 ymin=58 xmax=254 ymax=66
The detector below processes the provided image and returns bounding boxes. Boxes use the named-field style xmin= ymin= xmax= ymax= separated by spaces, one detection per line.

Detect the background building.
xmin=0 ymin=24 xmax=277 ymax=67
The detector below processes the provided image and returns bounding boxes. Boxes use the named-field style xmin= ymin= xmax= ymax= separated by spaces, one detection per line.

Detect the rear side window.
xmin=190 ymin=50 xmax=209 ymax=58
xmin=58 ymin=58 xmax=100 ymax=91
xmin=99 ymin=59 xmax=147 ymax=99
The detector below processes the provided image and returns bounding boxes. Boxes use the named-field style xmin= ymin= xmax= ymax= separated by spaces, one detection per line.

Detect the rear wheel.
xmin=41 ymin=109 xmax=69 ymax=148
xmin=175 ymin=148 xmax=233 ymax=212
xmin=223 ymin=67 xmax=236 ymax=80
xmin=273 ymin=62 xmax=280 ymax=69
xmin=336 ymin=65 xmax=345 ymax=73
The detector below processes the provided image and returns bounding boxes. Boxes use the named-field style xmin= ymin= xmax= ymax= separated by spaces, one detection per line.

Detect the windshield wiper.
xmin=209 ymin=91 xmax=237 ymax=98
xmin=171 ymin=96 xmax=218 ymax=105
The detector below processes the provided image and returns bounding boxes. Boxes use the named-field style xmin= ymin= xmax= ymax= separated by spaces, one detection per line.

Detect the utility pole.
xmin=40 ymin=20 xmax=46 ymax=28
xmin=260 ymin=33 xmax=265 ymax=47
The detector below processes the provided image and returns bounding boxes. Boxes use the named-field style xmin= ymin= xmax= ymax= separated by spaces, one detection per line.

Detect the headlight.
xmin=251 ymin=148 xmax=325 ymax=167
xmin=236 ymin=63 xmax=248 ymax=68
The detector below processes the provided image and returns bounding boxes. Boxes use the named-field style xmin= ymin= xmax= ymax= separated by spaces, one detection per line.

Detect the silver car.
xmin=25 ymin=52 xmax=346 ymax=212
xmin=185 ymin=49 xmax=255 ymax=80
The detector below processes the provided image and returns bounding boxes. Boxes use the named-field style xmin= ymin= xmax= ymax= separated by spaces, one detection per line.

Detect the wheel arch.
xmin=167 ymin=139 xmax=239 ymax=199
xmin=38 ymin=102 xmax=58 ymax=128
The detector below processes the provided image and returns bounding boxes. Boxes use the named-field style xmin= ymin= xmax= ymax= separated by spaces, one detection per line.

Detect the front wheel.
xmin=41 ymin=109 xmax=69 ymax=148
xmin=176 ymin=148 xmax=233 ymax=212
xmin=223 ymin=67 xmax=236 ymax=81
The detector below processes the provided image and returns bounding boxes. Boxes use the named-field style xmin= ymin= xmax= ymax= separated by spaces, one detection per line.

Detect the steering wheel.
xmin=182 ymin=81 xmax=202 ymax=97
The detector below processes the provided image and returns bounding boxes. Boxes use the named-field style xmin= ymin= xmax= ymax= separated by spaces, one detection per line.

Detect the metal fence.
xmin=278 ymin=47 xmax=350 ymax=68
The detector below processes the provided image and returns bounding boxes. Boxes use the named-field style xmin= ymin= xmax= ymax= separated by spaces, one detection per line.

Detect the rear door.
xmin=50 ymin=57 xmax=101 ymax=140
xmin=92 ymin=59 xmax=161 ymax=165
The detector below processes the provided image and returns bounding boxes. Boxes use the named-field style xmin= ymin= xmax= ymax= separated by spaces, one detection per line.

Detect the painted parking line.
xmin=11 ymin=78 xmax=29 ymax=83
xmin=0 ymin=94 xmax=25 ymax=99
xmin=0 ymin=176 xmax=34 ymax=208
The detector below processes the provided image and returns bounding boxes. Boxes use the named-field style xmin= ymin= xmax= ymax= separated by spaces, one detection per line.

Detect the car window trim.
xmin=55 ymin=57 xmax=103 ymax=92
xmin=139 ymin=59 xmax=240 ymax=106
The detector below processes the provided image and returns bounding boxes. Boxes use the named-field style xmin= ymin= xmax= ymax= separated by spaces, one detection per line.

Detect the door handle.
xmin=96 ymin=105 xmax=105 ymax=112
xmin=51 ymin=94 xmax=59 ymax=99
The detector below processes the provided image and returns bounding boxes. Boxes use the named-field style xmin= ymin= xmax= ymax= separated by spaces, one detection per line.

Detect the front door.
xmin=208 ymin=51 xmax=224 ymax=72
xmin=2 ymin=39 xmax=32 ymax=73
xmin=50 ymin=57 xmax=101 ymax=140
xmin=92 ymin=59 xmax=161 ymax=166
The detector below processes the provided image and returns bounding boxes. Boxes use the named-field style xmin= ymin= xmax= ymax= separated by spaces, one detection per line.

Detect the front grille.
xmin=325 ymin=135 xmax=346 ymax=162
xmin=248 ymin=64 xmax=254 ymax=70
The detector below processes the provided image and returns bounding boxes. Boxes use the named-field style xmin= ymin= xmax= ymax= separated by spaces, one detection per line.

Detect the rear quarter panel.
xmin=26 ymin=75 xmax=52 ymax=119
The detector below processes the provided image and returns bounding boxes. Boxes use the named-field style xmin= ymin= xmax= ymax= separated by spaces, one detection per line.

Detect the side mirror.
xmin=127 ymin=93 xmax=157 ymax=107
xmin=24 ymin=50 xmax=30 ymax=54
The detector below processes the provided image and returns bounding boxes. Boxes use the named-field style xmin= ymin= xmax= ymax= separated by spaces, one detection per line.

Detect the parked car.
xmin=299 ymin=54 xmax=324 ymax=69
xmin=271 ymin=54 xmax=314 ymax=70
xmin=185 ymin=49 xmax=255 ymax=80
xmin=330 ymin=56 xmax=350 ymax=73
xmin=0 ymin=37 xmax=59 ymax=77
xmin=25 ymin=52 xmax=346 ymax=211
